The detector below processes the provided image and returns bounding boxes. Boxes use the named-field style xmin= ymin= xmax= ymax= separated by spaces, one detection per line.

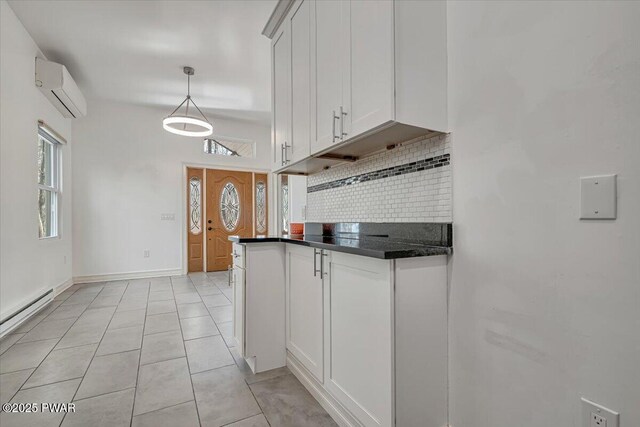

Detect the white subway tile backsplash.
xmin=307 ymin=133 xmax=452 ymax=223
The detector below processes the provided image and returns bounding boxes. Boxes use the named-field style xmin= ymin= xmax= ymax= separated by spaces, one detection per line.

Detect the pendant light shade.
xmin=163 ymin=67 xmax=213 ymax=137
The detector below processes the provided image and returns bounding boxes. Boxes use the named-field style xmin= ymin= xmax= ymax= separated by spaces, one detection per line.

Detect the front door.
xmin=206 ymin=169 xmax=253 ymax=271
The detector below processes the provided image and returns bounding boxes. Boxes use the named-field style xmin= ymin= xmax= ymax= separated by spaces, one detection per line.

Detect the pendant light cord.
xmin=166 ymin=67 xmax=210 ymax=127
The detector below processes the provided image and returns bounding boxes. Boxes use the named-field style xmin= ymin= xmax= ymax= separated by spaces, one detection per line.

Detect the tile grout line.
xmin=174 ymin=275 xmax=204 ymax=427
xmin=129 ymin=278 xmax=151 ymax=426
xmin=61 ymin=280 xmax=129 ymax=426
xmin=203 ymin=274 xmax=269 ymax=425
xmin=5 ymin=285 xmax=96 ymax=404
xmin=246 ymin=381 xmax=272 ymax=427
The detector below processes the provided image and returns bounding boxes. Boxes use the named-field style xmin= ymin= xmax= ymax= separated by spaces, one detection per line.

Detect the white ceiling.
xmin=8 ymin=0 xmax=275 ymax=124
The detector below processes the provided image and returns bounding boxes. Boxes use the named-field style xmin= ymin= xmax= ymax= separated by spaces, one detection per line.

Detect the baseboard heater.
xmin=0 ymin=289 xmax=53 ymax=338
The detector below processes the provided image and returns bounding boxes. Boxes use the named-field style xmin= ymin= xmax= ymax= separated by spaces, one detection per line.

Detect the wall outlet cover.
xmin=582 ymin=397 xmax=619 ymax=427
xmin=580 ymin=174 xmax=616 ymax=220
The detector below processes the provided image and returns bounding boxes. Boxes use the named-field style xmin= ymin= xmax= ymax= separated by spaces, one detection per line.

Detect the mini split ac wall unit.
xmin=35 ymin=57 xmax=87 ymax=118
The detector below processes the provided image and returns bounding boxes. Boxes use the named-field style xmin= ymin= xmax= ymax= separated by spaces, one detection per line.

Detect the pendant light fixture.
xmin=163 ymin=66 xmax=213 ymax=137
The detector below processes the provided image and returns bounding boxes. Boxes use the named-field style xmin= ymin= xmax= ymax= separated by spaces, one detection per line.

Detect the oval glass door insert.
xmin=220 ymin=182 xmax=240 ymax=231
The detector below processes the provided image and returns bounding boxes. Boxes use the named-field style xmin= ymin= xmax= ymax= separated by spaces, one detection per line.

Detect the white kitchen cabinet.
xmin=288 ymin=0 xmax=311 ymax=164
xmin=284 ymin=247 xmax=448 ymax=427
xmin=231 ymin=261 xmax=245 ymax=355
xmin=271 ymin=25 xmax=290 ymax=171
xmin=285 ymin=244 xmax=324 ymax=382
xmin=265 ymin=0 xmax=448 ymax=174
xmin=312 ymin=0 xmax=447 ymax=157
xmin=310 ymin=0 xmax=345 ymax=154
xmin=231 ymin=242 xmax=286 ymax=373
xmin=324 ymin=251 xmax=394 ymax=427
xmin=345 ymin=0 xmax=394 ymax=141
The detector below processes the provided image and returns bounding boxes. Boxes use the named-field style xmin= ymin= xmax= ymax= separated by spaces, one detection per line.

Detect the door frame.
xmin=181 ymin=162 xmax=276 ymax=275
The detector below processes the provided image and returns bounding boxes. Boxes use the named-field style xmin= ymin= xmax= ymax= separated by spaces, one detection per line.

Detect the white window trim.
xmin=37 ymin=126 xmax=62 ymax=240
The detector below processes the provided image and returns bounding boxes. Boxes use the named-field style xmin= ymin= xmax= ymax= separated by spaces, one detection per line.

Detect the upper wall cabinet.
xmin=265 ymin=0 xmax=448 ymax=174
xmin=289 ymin=0 xmax=312 ymax=164
xmin=271 ymin=25 xmax=290 ymax=171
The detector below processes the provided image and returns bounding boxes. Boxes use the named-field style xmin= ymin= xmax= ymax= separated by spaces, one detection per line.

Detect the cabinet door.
xmin=232 ymin=266 xmax=245 ymax=356
xmin=344 ymin=0 xmax=394 ymax=141
xmin=325 ymin=251 xmax=393 ymax=427
xmin=272 ymin=26 xmax=290 ymax=170
xmin=310 ymin=0 xmax=343 ymax=154
xmin=289 ymin=0 xmax=311 ymax=163
xmin=286 ymin=244 xmax=324 ymax=382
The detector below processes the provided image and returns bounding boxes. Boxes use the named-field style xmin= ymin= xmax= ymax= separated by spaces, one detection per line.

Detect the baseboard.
xmin=54 ymin=278 xmax=74 ymax=297
xmin=73 ymin=268 xmax=183 ymax=284
xmin=287 ymin=353 xmax=362 ymax=427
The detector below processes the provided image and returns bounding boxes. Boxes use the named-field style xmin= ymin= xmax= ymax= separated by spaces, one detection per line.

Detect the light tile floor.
xmin=0 ymin=272 xmax=337 ymax=427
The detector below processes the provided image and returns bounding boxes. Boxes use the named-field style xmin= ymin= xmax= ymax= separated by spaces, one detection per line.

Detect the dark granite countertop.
xmin=228 ymin=234 xmax=452 ymax=260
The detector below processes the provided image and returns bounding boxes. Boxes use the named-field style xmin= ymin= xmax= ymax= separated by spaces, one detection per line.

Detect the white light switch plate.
xmin=580 ymin=175 xmax=616 ymax=220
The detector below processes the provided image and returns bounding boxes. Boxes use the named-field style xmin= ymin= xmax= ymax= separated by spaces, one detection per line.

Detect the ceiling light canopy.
xmin=163 ymin=66 xmax=213 ymax=137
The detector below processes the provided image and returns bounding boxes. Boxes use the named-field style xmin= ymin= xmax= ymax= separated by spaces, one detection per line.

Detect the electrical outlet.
xmin=144 ymin=250 xmax=150 ymax=258
xmin=591 ymin=412 xmax=606 ymax=427
xmin=582 ymin=398 xmax=619 ymax=427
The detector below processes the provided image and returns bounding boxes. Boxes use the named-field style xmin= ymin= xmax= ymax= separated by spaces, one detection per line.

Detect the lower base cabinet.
xmin=285 ymin=244 xmax=324 ymax=382
xmin=232 ymin=242 xmax=286 ymax=373
xmin=231 ymin=263 xmax=245 ymax=355
xmin=325 ymin=251 xmax=393 ymax=427
xmin=285 ymin=246 xmax=448 ymax=427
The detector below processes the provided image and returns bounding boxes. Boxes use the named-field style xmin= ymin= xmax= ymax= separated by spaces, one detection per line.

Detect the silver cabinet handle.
xmin=281 ymin=143 xmax=285 ymax=166
xmin=332 ymin=110 xmax=339 ymax=142
xmin=227 ymin=265 xmax=233 ymax=287
xmin=281 ymin=142 xmax=291 ymax=165
xmin=313 ymin=248 xmax=321 ymax=277
xmin=320 ymin=250 xmax=328 ymax=277
xmin=340 ymin=106 xmax=347 ymax=139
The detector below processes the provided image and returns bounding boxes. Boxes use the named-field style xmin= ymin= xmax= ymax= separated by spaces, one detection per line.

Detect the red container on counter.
xmin=290 ymin=223 xmax=304 ymax=235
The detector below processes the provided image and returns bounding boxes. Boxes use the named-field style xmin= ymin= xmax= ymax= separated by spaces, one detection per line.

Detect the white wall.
xmin=448 ymin=2 xmax=640 ymax=427
xmin=71 ymin=99 xmax=270 ymax=279
xmin=0 ymin=0 xmax=73 ymax=318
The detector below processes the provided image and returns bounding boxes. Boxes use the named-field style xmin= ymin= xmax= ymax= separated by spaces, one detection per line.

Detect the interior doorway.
xmin=186 ymin=167 xmax=268 ymax=272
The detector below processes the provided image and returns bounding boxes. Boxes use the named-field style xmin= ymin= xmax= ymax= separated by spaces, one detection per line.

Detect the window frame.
xmin=37 ymin=126 xmax=62 ymax=239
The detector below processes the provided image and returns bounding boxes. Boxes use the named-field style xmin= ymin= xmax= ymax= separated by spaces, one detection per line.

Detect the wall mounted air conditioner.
xmin=35 ymin=57 xmax=87 ymax=118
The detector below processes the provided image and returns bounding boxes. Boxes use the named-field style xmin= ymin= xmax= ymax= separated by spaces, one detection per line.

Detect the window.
xmin=204 ymin=138 xmax=255 ymax=158
xmin=37 ymin=126 xmax=62 ymax=238
xmin=189 ymin=177 xmax=202 ymax=235
xmin=255 ymin=181 xmax=267 ymax=234
xmin=281 ymin=175 xmax=289 ymax=235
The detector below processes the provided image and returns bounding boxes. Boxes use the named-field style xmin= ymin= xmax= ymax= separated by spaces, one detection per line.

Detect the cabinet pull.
xmin=332 ymin=110 xmax=339 ymax=142
xmin=281 ymin=143 xmax=285 ymax=166
xmin=313 ymin=248 xmax=321 ymax=277
xmin=227 ymin=265 xmax=233 ymax=287
xmin=320 ymin=250 xmax=328 ymax=277
xmin=284 ymin=142 xmax=291 ymax=164
xmin=340 ymin=106 xmax=347 ymax=139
